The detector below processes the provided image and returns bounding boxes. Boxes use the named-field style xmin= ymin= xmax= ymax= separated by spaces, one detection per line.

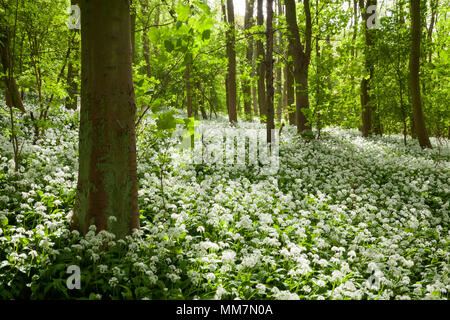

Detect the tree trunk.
xmin=285 ymin=54 xmax=295 ymax=125
xmin=142 ymin=2 xmax=152 ymax=78
xmin=252 ymin=40 xmax=259 ymax=116
xmin=130 ymin=0 xmax=136 ymax=64
xmin=0 ymin=26 xmax=25 ymax=113
xmin=186 ymin=62 xmax=192 ymax=118
xmin=409 ymin=0 xmax=431 ymax=148
xmin=275 ymin=0 xmax=283 ymax=122
xmin=72 ymin=0 xmax=140 ymax=238
xmin=66 ymin=1 xmax=80 ymax=110
xmin=256 ymin=0 xmax=267 ymax=120
xmin=285 ymin=0 xmax=311 ymax=134
xmin=226 ymin=0 xmax=238 ymax=123
xmin=198 ymin=82 xmax=208 ymax=120
xmin=359 ymin=0 xmax=376 ymax=137
xmin=243 ymin=0 xmax=255 ymax=121
xmin=266 ymin=0 xmax=275 ymax=143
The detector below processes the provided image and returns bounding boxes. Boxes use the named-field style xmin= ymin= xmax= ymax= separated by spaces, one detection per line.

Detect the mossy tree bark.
xmin=72 ymin=0 xmax=140 ymax=238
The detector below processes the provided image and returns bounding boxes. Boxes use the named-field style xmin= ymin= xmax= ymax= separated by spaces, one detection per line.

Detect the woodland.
xmin=0 ymin=0 xmax=448 ymax=300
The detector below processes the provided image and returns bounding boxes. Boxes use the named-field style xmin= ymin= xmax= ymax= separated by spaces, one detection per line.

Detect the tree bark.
xmin=0 ymin=26 xmax=25 ymax=113
xmin=252 ymin=39 xmax=259 ymax=116
xmin=256 ymin=0 xmax=267 ymax=120
xmin=73 ymin=0 xmax=140 ymax=238
xmin=66 ymin=1 xmax=80 ymax=110
xmin=266 ymin=0 xmax=275 ymax=143
xmin=285 ymin=52 xmax=295 ymax=125
xmin=142 ymin=1 xmax=152 ymax=78
xmin=359 ymin=0 xmax=376 ymax=137
xmin=130 ymin=0 xmax=136 ymax=64
xmin=186 ymin=62 xmax=192 ymax=118
xmin=275 ymin=0 xmax=283 ymax=122
xmin=243 ymin=0 xmax=255 ymax=121
xmin=285 ymin=0 xmax=312 ymax=134
xmin=226 ymin=0 xmax=238 ymax=123
xmin=409 ymin=0 xmax=432 ymax=148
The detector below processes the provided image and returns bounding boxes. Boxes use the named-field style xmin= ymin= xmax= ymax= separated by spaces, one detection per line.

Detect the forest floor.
xmin=0 ymin=104 xmax=449 ymax=299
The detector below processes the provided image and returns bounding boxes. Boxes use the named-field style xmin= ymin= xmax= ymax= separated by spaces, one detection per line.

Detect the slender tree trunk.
xmin=243 ymin=0 xmax=255 ymax=121
xmin=285 ymin=55 xmax=295 ymax=125
xmin=275 ymin=0 xmax=283 ymax=122
xmin=409 ymin=0 xmax=431 ymax=148
xmin=225 ymin=0 xmax=238 ymax=123
xmin=198 ymin=81 xmax=208 ymax=120
xmin=252 ymin=41 xmax=259 ymax=116
xmin=315 ymin=0 xmax=321 ymax=132
xmin=186 ymin=62 xmax=192 ymax=118
xmin=266 ymin=0 xmax=275 ymax=143
xmin=72 ymin=0 xmax=140 ymax=238
xmin=66 ymin=1 xmax=80 ymax=110
xmin=130 ymin=0 xmax=136 ymax=64
xmin=352 ymin=0 xmax=358 ymax=58
xmin=0 ymin=26 xmax=25 ymax=113
xmin=143 ymin=35 xmax=151 ymax=78
xmin=359 ymin=0 xmax=376 ymax=137
xmin=256 ymin=0 xmax=267 ymax=120
xmin=285 ymin=0 xmax=312 ymax=134
xmin=142 ymin=2 xmax=152 ymax=78
xmin=427 ymin=0 xmax=438 ymax=63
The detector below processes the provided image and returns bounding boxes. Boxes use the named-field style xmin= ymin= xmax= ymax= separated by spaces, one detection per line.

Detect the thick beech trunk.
xmin=73 ymin=0 xmax=140 ymax=238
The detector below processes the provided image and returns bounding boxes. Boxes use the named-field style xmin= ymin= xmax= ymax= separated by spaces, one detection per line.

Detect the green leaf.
xmin=184 ymin=117 xmax=195 ymax=135
xmin=202 ymin=29 xmax=211 ymax=41
xmin=184 ymin=52 xmax=193 ymax=64
xmin=164 ymin=40 xmax=174 ymax=53
xmin=156 ymin=112 xmax=177 ymax=131
xmin=176 ymin=3 xmax=190 ymax=22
